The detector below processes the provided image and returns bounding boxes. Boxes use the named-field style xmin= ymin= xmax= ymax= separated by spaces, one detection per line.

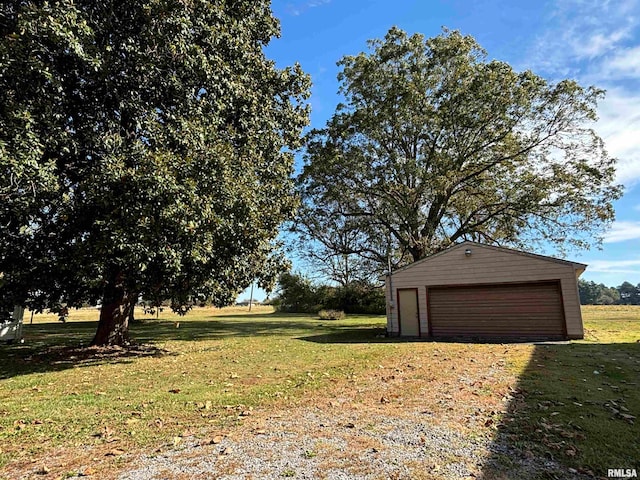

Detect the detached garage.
xmin=385 ymin=241 xmax=586 ymax=340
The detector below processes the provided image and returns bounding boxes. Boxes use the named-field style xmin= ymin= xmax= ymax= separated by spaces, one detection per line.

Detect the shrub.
xmin=318 ymin=309 xmax=345 ymax=320
xmin=273 ymin=273 xmax=386 ymax=314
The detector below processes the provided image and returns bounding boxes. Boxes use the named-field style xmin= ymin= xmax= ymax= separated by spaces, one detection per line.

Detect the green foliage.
xmin=318 ymin=309 xmax=345 ymax=320
xmin=617 ymin=281 xmax=640 ymax=305
xmin=579 ymin=279 xmax=639 ymax=305
xmin=272 ymin=272 xmax=319 ymax=313
xmin=0 ymin=1 xmax=310 ymax=341
xmin=296 ymin=27 xmax=621 ymax=273
xmin=274 ymin=273 xmax=385 ymax=314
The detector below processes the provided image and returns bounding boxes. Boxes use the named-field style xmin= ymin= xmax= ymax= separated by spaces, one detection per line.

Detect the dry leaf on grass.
xmin=36 ymin=465 xmax=49 ymax=475
xmin=105 ymin=449 xmax=125 ymax=456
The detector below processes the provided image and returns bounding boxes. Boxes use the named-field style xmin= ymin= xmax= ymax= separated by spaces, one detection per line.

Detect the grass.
xmin=500 ymin=305 xmax=640 ymax=476
xmin=0 ymin=306 xmax=394 ymax=476
xmin=0 ymin=305 xmax=638 ymax=479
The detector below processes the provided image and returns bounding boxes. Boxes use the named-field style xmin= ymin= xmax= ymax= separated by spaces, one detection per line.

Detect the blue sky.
xmin=244 ymin=0 xmax=640 ymax=300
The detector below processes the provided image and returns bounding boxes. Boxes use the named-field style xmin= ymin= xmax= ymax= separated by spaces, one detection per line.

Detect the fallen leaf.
xmin=620 ymin=413 xmax=636 ymax=423
xmin=36 ymin=465 xmax=49 ymax=475
xmin=105 ymin=449 xmax=125 ymax=456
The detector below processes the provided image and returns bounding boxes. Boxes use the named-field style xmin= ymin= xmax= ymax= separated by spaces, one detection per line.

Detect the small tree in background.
xmin=273 ymin=273 xmax=385 ymax=314
xmin=617 ymin=281 xmax=640 ymax=305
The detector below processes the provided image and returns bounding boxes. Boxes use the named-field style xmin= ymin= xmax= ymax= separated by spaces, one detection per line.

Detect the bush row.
xmin=271 ymin=273 xmax=386 ymax=314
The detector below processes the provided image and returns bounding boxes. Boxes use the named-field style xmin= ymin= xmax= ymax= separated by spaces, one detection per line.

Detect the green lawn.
xmin=1 ymin=305 xmax=638 ymax=479
xmin=0 ymin=307 xmax=394 ymax=474
xmin=501 ymin=306 xmax=640 ymax=476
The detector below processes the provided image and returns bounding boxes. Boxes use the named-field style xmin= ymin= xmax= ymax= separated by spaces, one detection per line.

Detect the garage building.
xmin=385 ymin=241 xmax=586 ymax=340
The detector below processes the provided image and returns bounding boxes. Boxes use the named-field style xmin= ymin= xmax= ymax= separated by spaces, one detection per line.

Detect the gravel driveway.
xmin=119 ymin=407 xmax=588 ymax=480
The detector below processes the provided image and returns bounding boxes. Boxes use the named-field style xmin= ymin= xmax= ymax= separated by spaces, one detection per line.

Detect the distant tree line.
xmin=579 ymin=280 xmax=640 ymax=305
xmin=271 ymin=273 xmax=386 ymax=314
xmin=273 ymin=276 xmax=640 ymax=313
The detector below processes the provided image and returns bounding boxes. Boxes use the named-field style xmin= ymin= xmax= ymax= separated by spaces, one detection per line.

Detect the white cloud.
xmin=573 ymin=28 xmax=631 ymax=59
xmin=525 ymin=0 xmax=639 ymax=76
xmin=520 ymin=0 xmax=640 ymax=187
xmin=604 ymin=221 xmax=640 ymax=243
xmin=285 ymin=0 xmax=331 ymax=16
xmin=594 ymin=88 xmax=640 ymax=187
xmin=605 ymin=45 xmax=640 ymax=77
xmin=583 ymin=258 xmax=640 ymax=274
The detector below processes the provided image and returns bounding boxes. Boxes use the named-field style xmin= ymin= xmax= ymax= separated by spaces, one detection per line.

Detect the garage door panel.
xmin=428 ymin=282 xmax=565 ymax=338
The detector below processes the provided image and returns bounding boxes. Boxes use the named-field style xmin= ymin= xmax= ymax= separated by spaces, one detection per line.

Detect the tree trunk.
xmin=128 ymin=293 xmax=139 ymax=324
xmin=91 ymin=270 xmax=132 ymax=346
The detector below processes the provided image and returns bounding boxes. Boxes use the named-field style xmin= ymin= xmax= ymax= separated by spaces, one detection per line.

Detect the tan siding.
xmin=387 ymin=243 xmax=584 ymax=339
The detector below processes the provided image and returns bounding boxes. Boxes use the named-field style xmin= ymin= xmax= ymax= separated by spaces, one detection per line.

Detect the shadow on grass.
xmin=0 ymin=315 xmax=384 ymax=379
xmin=299 ymin=329 xmax=570 ymax=345
xmin=299 ymin=327 xmax=401 ymax=343
xmin=479 ymin=342 xmax=640 ymax=479
xmin=0 ymin=343 xmax=173 ymax=380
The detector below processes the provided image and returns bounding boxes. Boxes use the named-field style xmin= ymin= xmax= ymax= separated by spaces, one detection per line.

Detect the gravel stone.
xmin=116 ymin=408 xmax=592 ymax=480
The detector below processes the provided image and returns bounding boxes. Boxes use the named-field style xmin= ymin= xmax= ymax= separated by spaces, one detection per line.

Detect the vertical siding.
xmin=387 ymin=243 xmax=584 ymax=339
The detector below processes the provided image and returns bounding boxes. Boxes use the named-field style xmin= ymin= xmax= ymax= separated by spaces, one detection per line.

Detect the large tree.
xmin=0 ymin=0 xmax=310 ymax=345
xmin=296 ymin=27 xmax=621 ymax=274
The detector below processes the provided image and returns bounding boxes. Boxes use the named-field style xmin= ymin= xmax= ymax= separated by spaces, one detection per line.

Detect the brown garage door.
xmin=428 ymin=282 xmax=566 ymax=339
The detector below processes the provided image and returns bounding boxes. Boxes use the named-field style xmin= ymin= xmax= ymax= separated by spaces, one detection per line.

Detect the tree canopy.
xmin=296 ymin=27 xmax=621 ymax=275
xmin=0 ymin=0 xmax=310 ymax=345
xmin=578 ymin=279 xmax=640 ymax=305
